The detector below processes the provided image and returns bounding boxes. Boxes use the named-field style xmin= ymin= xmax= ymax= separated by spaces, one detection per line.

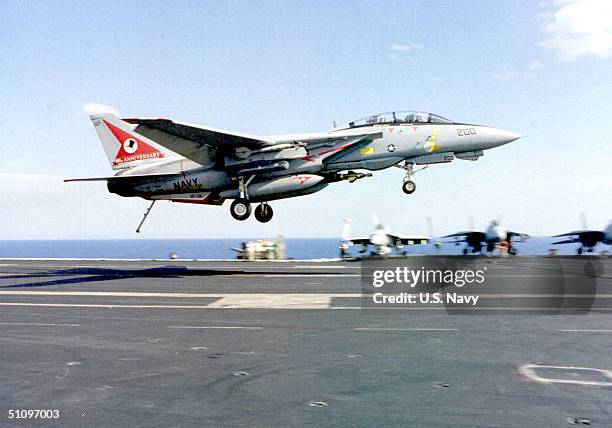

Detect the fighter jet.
xmin=553 ymin=219 xmax=612 ymax=254
xmin=443 ymin=220 xmax=529 ymax=255
xmin=67 ymin=111 xmax=521 ymax=229
xmin=340 ymin=215 xmax=430 ymax=257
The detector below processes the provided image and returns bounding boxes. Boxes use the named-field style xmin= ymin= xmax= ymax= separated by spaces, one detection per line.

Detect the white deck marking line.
xmin=1 ymin=302 xmax=611 ymax=311
xmin=0 ymin=291 xmax=360 ymax=298
xmin=168 ymin=326 xmax=262 ymax=330
xmin=559 ymin=329 xmax=612 ymax=333
xmin=206 ymin=294 xmax=338 ymax=309
xmin=0 ymin=302 xmax=351 ymax=310
xmin=3 ymin=290 xmax=612 ymax=300
xmin=0 ymin=293 xmax=359 ymax=309
xmin=263 ymin=274 xmax=360 ymax=277
xmin=0 ymin=322 xmax=80 ymax=327
xmin=518 ymin=364 xmax=612 ymax=387
xmin=0 ymin=303 xmax=224 ymax=309
xmin=354 ymin=327 xmax=460 ymax=331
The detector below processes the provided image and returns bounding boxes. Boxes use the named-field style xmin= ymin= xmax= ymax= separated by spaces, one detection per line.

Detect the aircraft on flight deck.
xmin=443 ymin=220 xmax=529 ymax=255
xmin=553 ymin=219 xmax=612 ymax=254
xmin=340 ymin=215 xmax=430 ymax=257
xmin=66 ymin=110 xmax=521 ymax=230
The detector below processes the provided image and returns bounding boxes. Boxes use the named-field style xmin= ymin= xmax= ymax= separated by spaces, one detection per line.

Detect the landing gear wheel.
xmin=230 ymin=199 xmax=251 ymax=221
xmin=254 ymin=203 xmax=273 ymax=223
xmin=402 ymin=180 xmax=416 ymax=195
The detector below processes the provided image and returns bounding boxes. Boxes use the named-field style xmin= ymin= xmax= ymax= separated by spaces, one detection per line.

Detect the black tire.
xmin=402 ymin=180 xmax=416 ymax=194
xmin=230 ymin=199 xmax=251 ymax=221
xmin=254 ymin=203 xmax=273 ymax=223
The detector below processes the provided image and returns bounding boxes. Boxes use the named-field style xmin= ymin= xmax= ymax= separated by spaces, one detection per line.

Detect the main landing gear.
xmin=229 ymin=175 xmax=274 ymax=223
xmin=254 ymin=203 xmax=273 ymax=223
xmin=230 ymin=200 xmax=274 ymax=223
xmin=230 ymin=199 xmax=251 ymax=221
xmin=395 ymin=161 xmax=427 ymax=195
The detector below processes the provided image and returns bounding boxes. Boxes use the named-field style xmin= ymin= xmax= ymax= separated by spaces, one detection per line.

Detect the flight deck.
xmin=1 ymin=258 xmax=611 ymax=426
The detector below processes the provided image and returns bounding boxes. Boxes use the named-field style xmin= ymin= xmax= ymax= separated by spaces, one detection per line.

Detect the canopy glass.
xmin=348 ymin=112 xmax=453 ymax=128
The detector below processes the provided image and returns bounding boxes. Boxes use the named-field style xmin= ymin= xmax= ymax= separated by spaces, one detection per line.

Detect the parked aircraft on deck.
xmin=340 ymin=215 xmax=430 ymax=257
xmin=443 ymin=220 xmax=529 ymax=255
xmin=553 ymin=219 xmax=612 ymax=254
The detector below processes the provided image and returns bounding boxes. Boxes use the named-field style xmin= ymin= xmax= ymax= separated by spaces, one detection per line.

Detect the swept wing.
xmin=443 ymin=231 xmax=486 ymax=242
xmin=125 ymin=117 xmax=382 ymax=165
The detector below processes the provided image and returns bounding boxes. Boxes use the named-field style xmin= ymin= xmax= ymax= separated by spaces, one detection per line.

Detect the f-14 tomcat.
xmin=553 ymin=219 xmax=612 ymax=254
xmin=67 ymin=111 xmax=521 ymax=227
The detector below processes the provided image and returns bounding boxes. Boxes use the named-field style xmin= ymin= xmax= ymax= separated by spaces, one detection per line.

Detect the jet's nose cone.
xmin=491 ymin=128 xmax=522 ymax=146
xmin=478 ymin=127 xmax=522 ymax=149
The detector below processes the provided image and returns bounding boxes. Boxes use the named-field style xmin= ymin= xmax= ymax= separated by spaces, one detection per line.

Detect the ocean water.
xmin=0 ymin=237 xmax=599 ymax=260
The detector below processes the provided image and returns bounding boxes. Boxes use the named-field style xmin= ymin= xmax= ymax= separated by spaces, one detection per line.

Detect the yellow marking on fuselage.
xmin=425 ymin=128 xmax=441 ymax=152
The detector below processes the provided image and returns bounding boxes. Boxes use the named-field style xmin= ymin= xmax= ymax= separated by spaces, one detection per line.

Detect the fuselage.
xmin=484 ymin=221 xmax=507 ymax=243
xmin=108 ymin=111 xmax=521 ymax=203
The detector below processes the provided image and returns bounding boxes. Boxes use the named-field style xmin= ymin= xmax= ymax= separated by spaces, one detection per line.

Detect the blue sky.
xmin=1 ymin=0 xmax=610 ymax=239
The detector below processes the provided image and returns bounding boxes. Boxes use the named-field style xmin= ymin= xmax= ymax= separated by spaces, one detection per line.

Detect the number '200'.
xmin=457 ymin=128 xmax=476 ymax=136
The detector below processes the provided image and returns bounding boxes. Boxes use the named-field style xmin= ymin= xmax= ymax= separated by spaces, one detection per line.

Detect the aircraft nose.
xmin=485 ymin=128 xmax=523 ymax=148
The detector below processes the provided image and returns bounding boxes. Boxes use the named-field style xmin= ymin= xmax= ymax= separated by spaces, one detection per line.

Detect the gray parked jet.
xmin=553 ymin=220 xmax=612 ymax=254
xmin=67 ymin=111 xmax=521 ymax=228
xmin=443 ymin=220 xmax=529 ymax=255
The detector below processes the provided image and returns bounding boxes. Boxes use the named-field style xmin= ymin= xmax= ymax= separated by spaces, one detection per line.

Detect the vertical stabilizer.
xmin=342 ymin=218 xmax=353 ymax=241
xmin=90 ymin=113 xmax=180 ymax=170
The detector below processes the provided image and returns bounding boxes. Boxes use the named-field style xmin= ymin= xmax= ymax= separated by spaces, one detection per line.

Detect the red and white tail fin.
xmin=90 ymin=113 xmax=179 ymax=170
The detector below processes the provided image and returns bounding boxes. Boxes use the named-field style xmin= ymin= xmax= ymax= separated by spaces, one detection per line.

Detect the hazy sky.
xmin=1 ymin=0 xmax=610 ymax=239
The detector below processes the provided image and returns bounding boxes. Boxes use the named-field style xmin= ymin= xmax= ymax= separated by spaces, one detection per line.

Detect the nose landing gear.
xmin=396 ymin=161 xmax=427 ymax=195
xmin=402 ymin=180 xmax=416 ymax=195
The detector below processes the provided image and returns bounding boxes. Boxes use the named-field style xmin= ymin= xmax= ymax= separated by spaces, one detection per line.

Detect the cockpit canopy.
xmin=347 ymin=111 xmax=453 ymax=128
